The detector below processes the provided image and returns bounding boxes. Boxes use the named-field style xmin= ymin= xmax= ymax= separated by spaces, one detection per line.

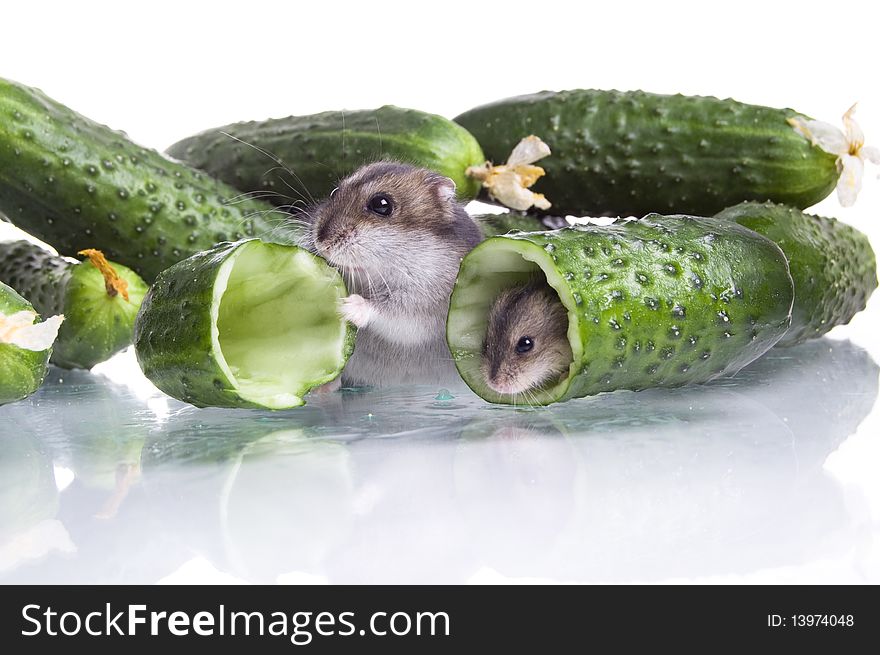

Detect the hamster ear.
xmin=431 ymin=175 xmax=457 ymax=202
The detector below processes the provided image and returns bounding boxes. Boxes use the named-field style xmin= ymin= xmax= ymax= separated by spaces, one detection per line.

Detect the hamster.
xmin=481 ymin=282 xmax=572 ymax=396
xmin=306 ymin=161 xmax=483 ymax=387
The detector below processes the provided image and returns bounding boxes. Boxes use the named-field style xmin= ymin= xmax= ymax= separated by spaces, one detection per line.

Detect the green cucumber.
xmin=472 ymin=211 xmax=566 ymax=239
xmin=0 ymin=281 xmax=58 ymax=405
xmin=715 ymin=202 xmax=877 ymax=345
xmin=471 ymin=203 xmax=877 ymax=347
xmin=0 ymin=241 xmax=148 ymax=369
xmin=166 ymin=106 xmax=486 ymax=205
xmin=447 ymin=215 xmax=794 ymax=405
xmin=455 ymin=90 xmax=839 ymax=217
xmin=134 ymin=239 xmax=354 ymax=409
xmin=0 ymin=77 xmax=281 ymax=283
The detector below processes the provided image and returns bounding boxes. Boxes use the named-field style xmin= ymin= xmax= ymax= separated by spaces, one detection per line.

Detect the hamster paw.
xmin=310 ymin=377 xmax=342 ymax=395
xmin=340 ymin=294 xmax=375 ymax=327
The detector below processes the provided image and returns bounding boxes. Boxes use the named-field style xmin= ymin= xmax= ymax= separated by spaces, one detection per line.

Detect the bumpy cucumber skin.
xmin=134 ymin=240 xmax=356 ymax=409
xmin=715 ymin=202 xmax=877 ymax=346
xmin=166 ymin=106 xmax=486 ymax=205
xmin=135 ymin=241 xmax=257 ymax=408
xmin=0 ymin=281 xmax=51 ymax=405
xmin=472 ymin=212 xmax=554 ymax=239
xmin=0 ymin=240 xmax=148 ymax=368
xmin=455 ymin=90 xmax=839 ymax=217
xmin=449 ymin=215 xmax=794 ymax=405
xmin=0 ymin=78 xmax=280 ymax=282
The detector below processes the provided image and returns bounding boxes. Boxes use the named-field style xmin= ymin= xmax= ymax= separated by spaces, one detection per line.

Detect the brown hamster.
xmin=481 ymin=282 xmax=572 ymax=396
xmin=306 ymin=161 xmax=483 ymax=387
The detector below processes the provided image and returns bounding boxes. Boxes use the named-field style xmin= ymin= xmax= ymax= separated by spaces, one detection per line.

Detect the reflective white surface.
xmin=1 ymin=337 xmax=877 ymax=584
xmin=1 ymin=0 xmax=880 ymax=584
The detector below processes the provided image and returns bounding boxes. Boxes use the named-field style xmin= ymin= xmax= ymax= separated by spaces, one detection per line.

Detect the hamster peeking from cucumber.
xmin=480 ymin=281 xmax=573 ymax=396
xmin=306 ymin=162 xmax=483 ymax=387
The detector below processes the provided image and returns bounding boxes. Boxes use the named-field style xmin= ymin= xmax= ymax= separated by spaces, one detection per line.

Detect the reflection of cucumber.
xmin=139 ymin=428 xmax=355 ymax=583
xmin=38 ymin=370 xmax=148 ymax=493
xmin=134 ymin=239 xmax=354 ymax=409
xmin=448 ymin=215 xmax=793 ymax=405
xmin=0 ymin=432 xmax=59 ymax=542
xmin=715 ymin=202 xmax=877 ymax=345
xmin=455 ymin=89 xmax=838 ymax=217
xmin=0 ymin=77 xmax=277 ymax=282
xmin=166 ymin=106 xmax=485 ymax=205
xmin=0 ymin=282 xmax=54 ymax=405
xmin=0 ymin=241 xmax=148 ymax=368
xmin=223 ymin=431 xmax=355 ymax=581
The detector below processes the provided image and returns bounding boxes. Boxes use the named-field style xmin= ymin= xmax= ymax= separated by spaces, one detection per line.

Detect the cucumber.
xmin=715 ymin=202 xmax=877 ymax=345
xmin=472 ymin=211 xmax=566 ymax=239
xmin=166 ymin=106 xmax=486 ymax=205
xmin=0 ymin=241 xmax=148 ymax=369
xmin=447 ymin=215 xmax=794 ymax=405
xmin=0 ymin=77 xmax=281 ymax=282
xmin=134 ymin=239 xmax=354 ymax=409
xmin=471 ymin=202 xmax=877 ymax=347
xmin=0 ymin=281 xmax=62 ymax=405
xmin=455 ymin=90 xmax=839 ymax=217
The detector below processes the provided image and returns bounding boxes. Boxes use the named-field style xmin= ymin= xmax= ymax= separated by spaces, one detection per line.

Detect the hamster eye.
xmin=329 ymin=187 xmax=339 ymax=197
xmin=367 ymin=193 xmax=393 ymax=217
xmin=516 ymin=337 xmax=534 ymax=354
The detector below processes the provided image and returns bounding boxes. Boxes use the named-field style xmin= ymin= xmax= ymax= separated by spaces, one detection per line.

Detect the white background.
xmin=1 ymin=0 xmax=878 ymax=583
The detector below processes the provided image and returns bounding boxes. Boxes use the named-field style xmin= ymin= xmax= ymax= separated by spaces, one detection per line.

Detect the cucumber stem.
xmin=78 ymin=249 xmax=130 ymax=301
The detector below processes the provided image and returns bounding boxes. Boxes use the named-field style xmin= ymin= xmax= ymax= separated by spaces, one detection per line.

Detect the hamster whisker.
xmin=374 ymin=116 xmax=383 ymax=157
xmin=261 ymin=166 xmax=316 ymax=206
xmin=346 ymin=265 xmax=368 ymax=300
xmin=376 ymin=257 xmax=415 ymax=284
xmin=348 ymin=243 xmax=394 ymax=300
xmin=278 ymin=218 xmax=312 ymax=229
xmin=286 ymin=205 xmax=315 ymax=219
xmin=224 ymin=189 xmax=298 ymax=205
xmin=523 ymin=388 xmax=541 ymax=408
xmin=239 ymin=206 xmax=294 ymax=222
xmin=218 ymin=131 xmax=317 ymax=205
xmin=371 ymin=266 xmax=394 ymax=300
xmin=295 ymin=230 xmax=316 ymax=252
xmin=341 ymin=110 xmax=347 ymax=166
xmin=238 ymin=207 xmax=308 ymax=243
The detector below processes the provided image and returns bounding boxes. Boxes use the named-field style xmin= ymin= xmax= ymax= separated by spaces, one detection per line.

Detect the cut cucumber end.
xmin=447 ymin=235 xmax=579 ymax=405
xmin=0 ymin=282 xmax=54 ymax=405
xmin=210 ymin=241 xmax=350 ymax=410
xmin=136 ymin=239 xmax=353 ymax=410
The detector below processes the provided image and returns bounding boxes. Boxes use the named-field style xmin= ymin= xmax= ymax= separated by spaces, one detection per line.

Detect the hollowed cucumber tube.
xmin=0 ymin=241 xmax=148 ymax=369
xmin=134 ymin=239 xmax=354 ymax=409
xmin=447 ymin=215 xmax=794 ymax=405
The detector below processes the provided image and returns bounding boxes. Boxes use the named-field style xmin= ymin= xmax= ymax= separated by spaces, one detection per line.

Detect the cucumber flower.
xmin=467 ymin=135 xmax=552 ymax=211
xmin=0 ymin=311 xmax=64 ymax=351
xmin=788 ymin=104 xmax=879 ymax=206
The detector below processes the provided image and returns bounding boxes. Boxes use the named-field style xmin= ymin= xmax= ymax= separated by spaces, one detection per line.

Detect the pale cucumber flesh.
xmin=213 ymin=242 xmax=350 ymax=409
